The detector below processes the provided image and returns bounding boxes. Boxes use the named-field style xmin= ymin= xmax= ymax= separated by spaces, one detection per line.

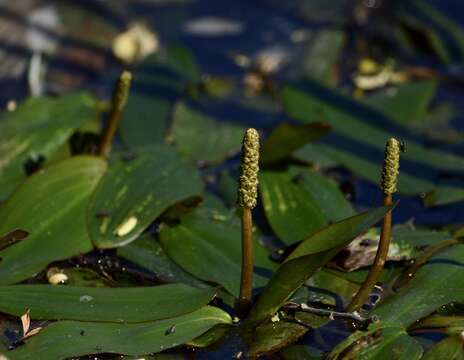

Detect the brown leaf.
xmin=20 ymin=309 xmax=31 ymax=337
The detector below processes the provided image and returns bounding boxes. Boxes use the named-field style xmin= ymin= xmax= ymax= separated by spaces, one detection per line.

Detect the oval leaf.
xmin=0 ymin=284 xmax=215 ymax=322
xmin=248 ymin=205 xmax=393 ymax=324
xmin=374 ymin=244 xmax=464 ymax=327
xmin=160 ymin=202 xmax=277 ymax=298
xmin=0 ymin=92 xmax=98 ymax=201
xmin=8 ymin=306 xmax=231 ymax=360
xmin=0 ymin=156 xmax=106 ymax=285
xmin=88 ymin=144 xmax=203 ymax=248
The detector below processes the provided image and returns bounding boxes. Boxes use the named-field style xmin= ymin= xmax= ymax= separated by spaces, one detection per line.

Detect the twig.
xmin=394 ymin=238 xmax=460 ymax=289
xmin=283 ymin=302 xmax=374 ymax=326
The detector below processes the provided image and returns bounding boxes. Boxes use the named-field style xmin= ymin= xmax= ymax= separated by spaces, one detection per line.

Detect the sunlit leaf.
xmin=160 ymin=200 xmax=277 ymax=297
xmin=168 ymin=102 xmax=245 ymax=164
xmin=374 ymin=244 xmax=464 ymax=327
xmin=326 ymin=323 xmax=423 ymax=360
xmin=0 ymin=284 xmax=215 ymax=322
xmin=247 ymin=205 xmax=392 ymax=324
xmin=88 ymin=144 xmax=203 ymax=248
xmin=0 ymin=157 xmax=106 ymax=285
xmin=8 ymin=306 xmax=231 ymax=360
xmin=0 ymin=93 xmax=98 ymax=201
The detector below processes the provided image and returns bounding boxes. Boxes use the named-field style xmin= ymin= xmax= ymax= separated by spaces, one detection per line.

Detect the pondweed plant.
xmin=0 ymin=54 xmax=464 ymax=360
xmin=346 ymin=138 xmax=401 ymax=312
xmin=238 ymin=128 xmax=260 ymax=313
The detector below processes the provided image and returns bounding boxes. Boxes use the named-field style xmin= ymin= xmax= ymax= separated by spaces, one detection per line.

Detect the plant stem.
xmin=346 ymin=194 xmax=393 ymax=312
xmin=394 ymin=238 xmax=460 ymax=289
xmin=346 ymin=138 xmax=400 ymax=312
xmin=239 ymin=207 xmax=253 ymax=313
xmin=237 ymin=128 xmax=260 ymax=315
xmin=99 ymin=71 xmax=132 ymax=159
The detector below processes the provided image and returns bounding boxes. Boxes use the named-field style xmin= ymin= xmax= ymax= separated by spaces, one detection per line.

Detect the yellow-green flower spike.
xmin=113 ymin=70 xmax=132 ymax=111
xmin=380 ymin=138 xmax=401 ymax=195
xmin=239 ymin=128 xmax=260 ymax=209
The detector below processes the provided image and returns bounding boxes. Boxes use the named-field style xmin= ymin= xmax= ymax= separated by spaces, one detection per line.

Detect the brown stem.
xmin=99 ymin=71 xmax=132 ymax=159
xmin=346 ymin=194 xmax=393 ymax=312
xmin=239 ymin=207 xmax=253 ymax=314
xmin=99 ymin=107 xmax=123 ymax=159
xmin=394 ymin=238 xmax=460 ymax=289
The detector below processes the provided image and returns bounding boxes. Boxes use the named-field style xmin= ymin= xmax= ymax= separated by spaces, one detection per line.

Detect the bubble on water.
xmin=79 ymin=295 xmax=94 ymax=302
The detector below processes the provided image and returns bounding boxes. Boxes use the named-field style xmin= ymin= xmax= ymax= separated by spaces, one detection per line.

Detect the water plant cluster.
xmin=2 ymin=1 xmax=464 ymax=359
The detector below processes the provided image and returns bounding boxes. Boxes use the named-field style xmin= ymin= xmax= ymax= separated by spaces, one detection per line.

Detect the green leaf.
xmin=287 ymin=166 xmax=355 ymax=222
xmin=87 ymin=144 xmax=203 ymax=249
xmin=160 ymin=202 xmax=277 ymax=298
xmin=248 ymin=312 xmax=327 ymax=358
xmin=0 ymin=92 xmax=98 ymax=201
xmin=118 ymin=45 xmax=200 ymax=150
xmin=412 ymin=315 xmax=464 ymax=336
xmin=118 ymin=234 xmax=204 ymax=287
xmin=283 ymin=80 xmax=464 ymax=203
xmin=119 ymin=94 xmax=171 ymax=149
xmin=374 ymin=244 xmax=464 ymax=327
xmin=0 ymin=284 xmax=215 ymax=322
xmin=8 ymin=306 xmax=231 ymax=360
xmin=398 ymin=0 xmax=464 ymax=64
xmin=0 ymin=156 xmax=106 ymax=285
xmin=363 ymin=81 xmax=436 ymax=124
xmin=422 ymin=336 xmax=464 ymax=360
xmin=259 ymin=169 xmax=328 ymax=245
xmin=301 ymin=29 xmax=345 ymax=84
xmin=168 ymin=102 xmax=245 ymax=164
xmin=247 ymin=205 xmax=392 ymax=324
xmin=326 ymin=323 xmax=423 ymax=360
xmin=261 ymin=122 xmax=330 ymax=164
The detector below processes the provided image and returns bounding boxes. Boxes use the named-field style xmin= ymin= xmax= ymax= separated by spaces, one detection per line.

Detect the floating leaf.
xmin=301 ymin=29 xmax=345 ymax=85
xmin=283 ymin=80 xmax=464 ymax=203
xmin=0 ymin=93 xmax=98 ymax=201
xmin=397 ymin=0 xmax=464 ymax=64
xmin=247 ymin=205 xmax=393 ymax=324
xmin=260 ymin=165 xmax=354 ymax=246
xmin=0 ymin=284 xmax=215 ymax=322
xmin=260 ymin=123 xmax=330 ymax=164
xmin=88 ymin=144 xmax=203 ymax=248
xmin=160 ymin=201 xmax=277 ymax=298
xmin=119 ymin=45 xmax=200 ymax=150
xmin=0 ymin=229 xmax=29 ymax=251
xmin=363 ymin=81 xmax=436 ymax=124
xmin=326 ymin=323 xmax=423 ymax=360
xmin=8 ymin=306 xmax=231 ymax=360
xmin=118 ymin=234 xmax=203 ymax=286
xmin=422 ymin=336 xmax=464 ymax=360
xmin=374 ymin=244 xmax=464 ymax=327
xmin=168 ymin=102 xmax=245 ymax=164
xmin=248 ymin=312 xmax=326 ymax=358
xmin=259 ymin=169 xmax=327 ymax=245
xmin=287 ymin=166 xmax=355 ymax=222
xmin=0 ymin=156 xmax=106 ymax=285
